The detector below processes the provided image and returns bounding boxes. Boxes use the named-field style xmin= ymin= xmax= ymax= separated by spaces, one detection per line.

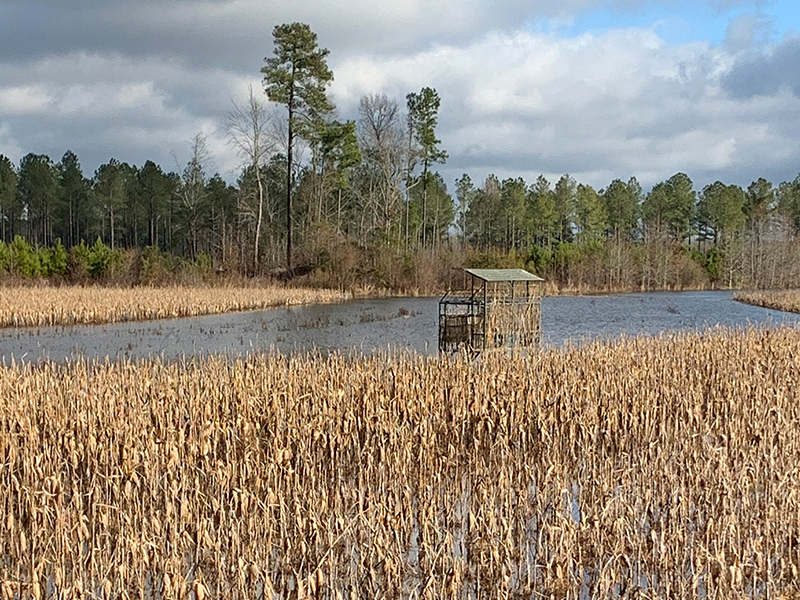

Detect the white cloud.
xmin=0 ymin=0 xmax=797 ymax=191
xmin=0 ymin=86 xmax=52 ymax=115
xmin=329 ymin=26 xmax=800 ymax=188
xmin=56 ymin=82 xmax=168 ymax=117
xmin=0 ymin=123 xmax=23 ymax=161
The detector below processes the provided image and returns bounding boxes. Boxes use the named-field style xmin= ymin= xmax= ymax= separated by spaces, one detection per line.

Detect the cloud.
xmin=330 ymin=26 xmax=800 ymax=188
xmin=722 ymin=34 xmax=800 ymax=98
xmin=0 ymin=0 xmax=553 ymax=68
xmin=0 ymin=86 xmax=52 ymax=115
xmin=1 ymin=0 xmax=798 ymax=191
xmin=724 ymin=12 xmax=773 ymax=52
xmin=0 ymin=51 xmax=237 ymax=172
xmin=0 ymin=0 xmax=722 ymax=70
xmin=0 ymin=123 xmax=23 ymax=160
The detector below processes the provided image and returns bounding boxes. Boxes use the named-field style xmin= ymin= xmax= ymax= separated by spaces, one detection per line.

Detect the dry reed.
xmin=1 ymin=326 xmax=800 ymax=598
xmin=735 ymin=290 xmax=800 ymax=314
xmin=0 ymin=285 xmax=347 ymax=328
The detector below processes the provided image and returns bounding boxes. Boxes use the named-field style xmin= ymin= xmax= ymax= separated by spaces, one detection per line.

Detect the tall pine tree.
xmin=262 ymin=22 xmax=334 ymax=272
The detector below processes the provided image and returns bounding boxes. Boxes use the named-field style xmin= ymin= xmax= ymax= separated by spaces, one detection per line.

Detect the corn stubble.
xmin=0 ymin=286 xmax=345 ymax=328
xmin=1 ymin=327 xmax=800 ymax=598
xmin=736 ymin=290 xmax=800 ymax=315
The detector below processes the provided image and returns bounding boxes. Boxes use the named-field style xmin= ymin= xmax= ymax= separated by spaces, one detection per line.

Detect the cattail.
xmin=177 ymin=578 xmax=187 ymax=600
xmin=194 ymin=580 xmax=207 ymax=600
xmin=735 ymin=290 xmax=800 ymax=314
xmin=0 ymin=285 xmax=347 ymax=327
xmin=0 ymin=326 xmax=799 ymax=596
xmin=1 ymin=582 xmax=14 ymax=600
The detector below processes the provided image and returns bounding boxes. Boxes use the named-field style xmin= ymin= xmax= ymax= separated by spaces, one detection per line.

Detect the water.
xmin=0 ymin=291 xmax=798 ymax=364
xmin=540 ymin=290 xmax=800 ymax=346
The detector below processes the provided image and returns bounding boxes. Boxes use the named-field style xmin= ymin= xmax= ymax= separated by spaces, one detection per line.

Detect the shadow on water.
xmin=1 ymin=290 xmax=799 ymax=364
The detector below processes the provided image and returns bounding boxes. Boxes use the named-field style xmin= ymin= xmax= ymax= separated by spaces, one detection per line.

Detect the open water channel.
xmin=1 ymin=290 xmax=799 ymax=365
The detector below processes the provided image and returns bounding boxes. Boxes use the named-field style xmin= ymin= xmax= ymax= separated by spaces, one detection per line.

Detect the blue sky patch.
xmin=533 ymin=0 xmax=798 ymax=46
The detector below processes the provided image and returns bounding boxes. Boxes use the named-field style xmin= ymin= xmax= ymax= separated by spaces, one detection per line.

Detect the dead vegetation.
xmin=0 ymin=285 xmax=347 ymax=328
xmin=1 ymin=326 xmax=800 ymax=597
xmin=735 ymin=290 xmax=800 ymax=314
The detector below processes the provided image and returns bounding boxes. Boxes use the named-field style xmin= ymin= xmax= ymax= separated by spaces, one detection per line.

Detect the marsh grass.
xmin=1 ymin=326 xmax=799 ymax=597
xmin=0 ymin=285 xmax=347 ymax=328
xmin=735 ymin=290 xmax=800 ymax=315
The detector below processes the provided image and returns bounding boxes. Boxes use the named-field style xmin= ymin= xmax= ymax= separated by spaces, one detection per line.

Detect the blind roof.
xmin=464 ymin=268 xmax=544 ymax=282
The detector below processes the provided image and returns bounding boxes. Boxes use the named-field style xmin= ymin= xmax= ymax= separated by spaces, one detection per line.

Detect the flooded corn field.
xmin=0 ymin=290 xmax=799 ymax=363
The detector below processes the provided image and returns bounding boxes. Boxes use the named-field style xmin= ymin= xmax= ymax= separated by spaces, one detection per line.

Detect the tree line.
xmin=460 ymin=171 xmax=800 ymax=248
xmin=458 ymin=171 xmax=800 ymax=290
xmin=0 ymin=23 xmax=451 ymax=278
xmin=0 ymin=22 xmax=799 ymax=290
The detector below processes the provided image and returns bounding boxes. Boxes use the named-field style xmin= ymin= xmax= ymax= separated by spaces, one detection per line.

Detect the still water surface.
xmin=1 ymin=290 xmax=798 ymax=364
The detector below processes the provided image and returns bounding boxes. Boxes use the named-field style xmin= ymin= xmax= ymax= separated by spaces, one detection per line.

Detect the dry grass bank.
xmin=735 ymin=290 xmax=800 ymax=314
xmin=1 ymin=327 xmax=800 ymax=597
xmin=0 ymin=285 xmax=347 ymax=328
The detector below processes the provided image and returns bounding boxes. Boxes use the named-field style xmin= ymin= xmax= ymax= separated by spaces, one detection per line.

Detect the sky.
xmin=1 ymin=0 xmax=799 ymax=192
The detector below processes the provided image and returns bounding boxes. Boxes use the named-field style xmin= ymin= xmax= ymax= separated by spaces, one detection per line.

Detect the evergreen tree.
xmin=0 ymin=155 xmax=18 ymax=243
xmin=696 ymin=181 xmax=745 ymax=244
xmin=57 ymin=151 xmax=90 ymax=247
xmin=262 ymin=22 xmax=334 ymax=271
xmin=206 ymin=174 xmax=238 ymax=267
xmin=308 ymin=119 xmax=361 ymax=235
xmin=500 ymin=177 xmax=527 ymax=250
xmin=777 ymin=176 xmax=800 ymax=233
xmin=92 ymin=159 xmax=127 ymax=250
xmin=744 ymin=177 xmax=775 ymax=234
xmin=527 ymin=175 xmax=557 ymax=245
xmin=17 ymin=153 xmax=59 ymax=245
xmin=408 ymin=172 xmax=453 ymax=245
xmin=138 ymin=160 xmax=174 ymax=248
xmin=602 ymin=178 xmax=639 ymax=238
xmin=642 ymin=173 xmax=695 ymax=241
xmin=553 ymin=174 xmax=577 ymax=242
xmin=406 ymin=87 xmax=447 ymax=248
xmin=575 ymin=183 xmax=607 ymax=241
xmin=465 ymin=175 xmax=501 ymax=248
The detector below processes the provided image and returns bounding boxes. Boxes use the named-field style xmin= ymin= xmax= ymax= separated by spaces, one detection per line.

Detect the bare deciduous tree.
xmin=227 ymin=85 xmax=275 ymax=273
xmin=356 ymin=93 xmax=406 ymax=244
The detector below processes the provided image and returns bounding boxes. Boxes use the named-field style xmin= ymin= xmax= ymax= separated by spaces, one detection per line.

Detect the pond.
xmin=1 ymin=290 xmax=799 ymax=364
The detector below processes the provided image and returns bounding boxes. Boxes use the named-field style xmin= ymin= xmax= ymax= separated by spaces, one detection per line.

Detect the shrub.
xmin=525 ymin=245 xmax=553 ymax=275
xmin=686 ymin=246 xmax=724 ymax=284
xmin=86 ymin=238 xmax=121 ymax=279
xmin=44 ymin=239 xmax=68 ymax=276
xmin=68 ymin=240 xmax=90 ymax=282
xmin=9 ymin=235 xmax=41 ymax=277
xmin=139 ymin=246 xmax=173 ymax=285
xmin=194 ymin=252 xmax=213 ymax=274
xmin=0 ymin=241 xmax=8 ymax=274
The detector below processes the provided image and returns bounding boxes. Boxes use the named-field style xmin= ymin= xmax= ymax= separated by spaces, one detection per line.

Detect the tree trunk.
xmin=337 ymin=188 xmax=342 ymax=236
xmin=422 ymin=161 xmax=428 ymax=248
xmin=254 ymin=165 xmax=264 ymax=275
xmin=286 ymin=107 xmax=294 ymax=272
xmin=405 ymin=124 xmax=412 ymax=250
